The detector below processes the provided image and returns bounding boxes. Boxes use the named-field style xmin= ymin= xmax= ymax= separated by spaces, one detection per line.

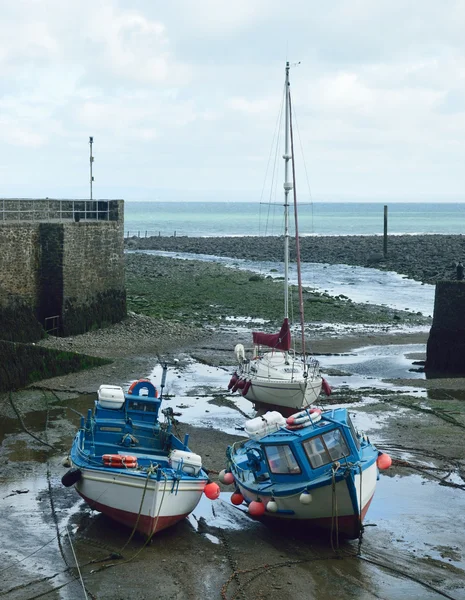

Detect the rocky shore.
xmin=125 ymin=233 xmax=465 ymax=284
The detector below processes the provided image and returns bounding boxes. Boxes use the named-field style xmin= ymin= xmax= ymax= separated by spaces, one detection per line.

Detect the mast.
xmin=283 ymin=62 xmax=292 ymax=321
xmin=289 ymin=91 xmax=306 ymax=360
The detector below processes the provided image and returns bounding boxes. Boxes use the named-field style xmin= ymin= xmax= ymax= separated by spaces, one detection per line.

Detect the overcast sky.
xmin=1 ymin=0 xmax=464 ymax=203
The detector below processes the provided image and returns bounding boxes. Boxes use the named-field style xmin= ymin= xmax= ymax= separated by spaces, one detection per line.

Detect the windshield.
xmin=264 ymin=445 xmax=301 ymax=474
xmin=302 ymin=429 xmax=350 ymax=469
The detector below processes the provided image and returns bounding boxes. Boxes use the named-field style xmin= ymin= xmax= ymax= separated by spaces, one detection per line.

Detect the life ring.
xmin=61 ymin=468 xmax=82 ymax=487
xmin=127 ymin=379 xmax=158 ymax=397
xmin=102 ymin=454 xmax=138 ymax=468
xmin=286 ymin=408 xmax=322 ymax=429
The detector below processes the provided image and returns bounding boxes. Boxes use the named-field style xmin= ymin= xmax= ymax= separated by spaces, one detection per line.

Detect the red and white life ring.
xmin=285 ymin=408 xmax=322 ymax=430
xmin=102 ymin=454 xmax=138 ymax=468
xmin=127 ymin=379 xmax=158 ymax=397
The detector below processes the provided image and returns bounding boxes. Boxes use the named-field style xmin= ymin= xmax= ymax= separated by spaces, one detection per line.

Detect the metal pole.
xmin=283 ymin=61 xmax=292 ymax=321
xmin=383 ymin=205 xmax=388 ymax=257
xmin=89 ymin=136 xmax=94 ymax=201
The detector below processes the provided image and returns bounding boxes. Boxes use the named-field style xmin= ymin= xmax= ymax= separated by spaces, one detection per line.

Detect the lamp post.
xmin=89 ymin=136 xmax=94 ymax=200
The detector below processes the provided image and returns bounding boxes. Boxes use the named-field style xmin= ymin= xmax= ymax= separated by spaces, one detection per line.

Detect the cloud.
xmin=0 ymin=0 xmax=464 ymax=200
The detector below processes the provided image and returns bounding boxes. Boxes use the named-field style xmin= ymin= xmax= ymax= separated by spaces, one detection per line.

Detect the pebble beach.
xmin=125 ymin=233 xmax=465 ymax=284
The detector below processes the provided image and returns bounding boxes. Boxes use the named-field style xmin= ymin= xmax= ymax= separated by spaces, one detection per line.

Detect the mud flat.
xmin=1 ymin=256 xmax=465 ymax=599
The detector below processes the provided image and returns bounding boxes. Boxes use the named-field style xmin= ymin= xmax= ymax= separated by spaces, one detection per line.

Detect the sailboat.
xmin=228 ymin=62 xmax=326 ymax=413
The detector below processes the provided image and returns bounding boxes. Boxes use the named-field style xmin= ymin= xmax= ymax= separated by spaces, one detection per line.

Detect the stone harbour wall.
xmin=426 ymin=281 xmax=465 ymax=375
xmin=0 ymin=199 xmax=126 ymax=341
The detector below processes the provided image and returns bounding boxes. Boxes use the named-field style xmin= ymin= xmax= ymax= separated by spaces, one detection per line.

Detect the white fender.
xmin=234 ymin=343 xmax=246 ymax=363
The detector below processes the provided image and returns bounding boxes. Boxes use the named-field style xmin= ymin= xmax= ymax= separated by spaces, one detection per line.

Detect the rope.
xmin=119 ymin=465 xmax=157 ymax=553
xmin=357 ymin=464 xmax=364 ymax=554
xmin=8 ymin=391 xmax=55 ymax=448
xmin=66 ymin=525 xmax=89 ymax=600
xmin=330 ymin=462 xmax=340 ymax=552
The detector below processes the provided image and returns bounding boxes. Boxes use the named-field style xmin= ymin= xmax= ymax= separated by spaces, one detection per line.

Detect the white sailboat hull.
xmin=233 ymin=351 xmax=322 ymax=411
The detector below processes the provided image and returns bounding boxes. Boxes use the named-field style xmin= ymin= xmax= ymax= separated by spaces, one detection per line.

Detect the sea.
xmin=124 ymin=201 xmax=465 ymax=238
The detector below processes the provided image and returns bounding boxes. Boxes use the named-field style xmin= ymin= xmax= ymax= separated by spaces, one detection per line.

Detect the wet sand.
xmin=1 ymin=324 xmax=465 ymax=600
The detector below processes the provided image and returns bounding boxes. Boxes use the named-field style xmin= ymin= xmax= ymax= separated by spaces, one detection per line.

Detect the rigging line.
xmin=261 ymin=79 xmax=285 ymax=240
xmin=259 ymin=82 xmax=285 ymax=240
xmin=66 ymin=525 xmax=89 ymax=600
xmin=292 ymin=104 xmax=315 ymax=234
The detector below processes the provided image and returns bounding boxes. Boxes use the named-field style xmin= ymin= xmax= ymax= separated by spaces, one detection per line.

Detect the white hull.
xmin=234 ymin=351 xmax=322 ymax=411
xmin=75 ymin=467 xmax=206 ymax=536
xmin=243 ymin=376 xmax=321 ymax=410
xmin=236 ymin=461 xmax=378 ymax=538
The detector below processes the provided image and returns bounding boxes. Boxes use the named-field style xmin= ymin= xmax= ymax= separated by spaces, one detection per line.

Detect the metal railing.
xmin=0 ymin=199 xmax=115 ymax=222
xmin=125 ymin=230 xmax=182 ymax=238
xmin=44 ymin=315 xmax=60 ymax=336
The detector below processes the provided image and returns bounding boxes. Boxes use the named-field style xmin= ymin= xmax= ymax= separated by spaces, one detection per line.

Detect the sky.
xmin=1 ymin=0 xmax=464 ymax=203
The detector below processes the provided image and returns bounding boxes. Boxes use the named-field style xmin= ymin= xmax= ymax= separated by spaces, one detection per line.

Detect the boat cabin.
xmin=238 ymin=408 xmax=368 ymax=485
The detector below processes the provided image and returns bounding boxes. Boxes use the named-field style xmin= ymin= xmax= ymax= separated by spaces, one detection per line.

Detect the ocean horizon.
xmin=124 ymin=201 xmax=465 ymax=238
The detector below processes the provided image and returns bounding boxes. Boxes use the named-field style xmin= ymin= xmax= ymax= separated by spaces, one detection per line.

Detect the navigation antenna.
xmin=89 ymin=136 xmax=94 ymax=200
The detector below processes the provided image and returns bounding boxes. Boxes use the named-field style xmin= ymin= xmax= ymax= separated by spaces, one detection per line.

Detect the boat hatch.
xmin=264 ymin=444 xmax=301 ymax=475
xmin=302 ymin=428 xmax=350 ymax=469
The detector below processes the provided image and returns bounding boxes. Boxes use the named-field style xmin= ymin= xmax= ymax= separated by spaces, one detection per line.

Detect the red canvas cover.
xmin=252 ymin=318 xmax=291 ymax=351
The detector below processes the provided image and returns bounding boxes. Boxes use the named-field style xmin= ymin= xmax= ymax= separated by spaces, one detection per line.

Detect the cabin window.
xmin=264 ymin=445 xmax=301 ymax=474
xmin=127 ymin=401 xmax=158 ymax=413
xmin=303 ymin=429 xmax=350 ymax=469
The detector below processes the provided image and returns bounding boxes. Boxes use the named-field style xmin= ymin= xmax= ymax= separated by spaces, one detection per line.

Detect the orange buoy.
xmin=204 ymin=482 xmax=220 ymax=500
xmin=377 ymin=453 xmax=392 ymax=470
xmin=230 ymin=491 xmax=244 ymax=505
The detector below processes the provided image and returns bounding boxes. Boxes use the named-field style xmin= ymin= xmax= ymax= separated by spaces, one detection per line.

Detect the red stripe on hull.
xmin=78 ymin=491 xmax=189 ymax=537
xmin=261 ymin=494 xmax=375 ymax=540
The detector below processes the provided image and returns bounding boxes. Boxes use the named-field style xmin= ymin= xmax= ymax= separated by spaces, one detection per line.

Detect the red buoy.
xmin=322 ymin=377 xmax=332 ymax=396
xmin=248 ymin=500 xmax=265 ymax=517
xmin=204 ymin=482 xmax=220 ymax=500
xmin=377 ymin=453 xmax=392 ymax=470
xmin=228 ymin=373 xmax=239 ymax=390
xmin=230 ymin=491 xmax=244 ymax=505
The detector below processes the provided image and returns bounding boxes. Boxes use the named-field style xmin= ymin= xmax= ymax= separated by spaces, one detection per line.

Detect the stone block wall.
xmin=0 ymin=198 xmax=126 ymax=341
xmin=61 ymin=218 xmax=126 ymax=335
xmin=426 ymin=281 xmax=465 ymax=375
xmin=0 ymin=223 xmax=43 ymax=341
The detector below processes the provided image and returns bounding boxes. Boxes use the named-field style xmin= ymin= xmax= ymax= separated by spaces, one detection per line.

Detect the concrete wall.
xmin=0 ymin=198 xmax=126 ymax=341
xmin=426 ymin=281 xmax=465 ymax=375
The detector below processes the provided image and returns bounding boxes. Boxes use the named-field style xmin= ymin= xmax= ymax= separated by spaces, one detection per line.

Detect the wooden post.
xmin=383 ymin=205 xmax=388 ymax=257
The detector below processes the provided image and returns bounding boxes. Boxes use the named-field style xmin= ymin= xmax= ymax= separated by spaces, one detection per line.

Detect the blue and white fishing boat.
xmin=62 ymin=368 xmax=219 ymax=538
xmin=224 ymin=408 xmax=391 ymax=539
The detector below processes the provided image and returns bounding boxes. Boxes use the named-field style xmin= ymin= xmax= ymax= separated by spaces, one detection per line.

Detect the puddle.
xmin=368 ymin=474 xmax=465 ymax=568
xmin=322 ymin=344 xmax=426 ymax=381
xmin=188 ymin=492 xmax=259 ymax=534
